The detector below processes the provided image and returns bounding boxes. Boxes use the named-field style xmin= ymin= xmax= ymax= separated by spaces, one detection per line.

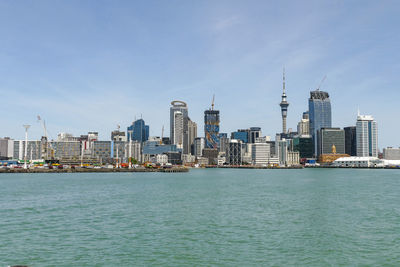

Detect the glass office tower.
xmin=308 ymin=90 xmax=332 ymax=156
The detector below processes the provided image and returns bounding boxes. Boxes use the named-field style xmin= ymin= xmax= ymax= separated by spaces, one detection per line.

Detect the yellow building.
xmin=319 ymin=144 xmax=349 ymax=163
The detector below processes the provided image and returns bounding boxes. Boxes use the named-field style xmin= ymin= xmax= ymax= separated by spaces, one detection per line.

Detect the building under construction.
xmin=204 ymin=96 xmax=220 ymax=149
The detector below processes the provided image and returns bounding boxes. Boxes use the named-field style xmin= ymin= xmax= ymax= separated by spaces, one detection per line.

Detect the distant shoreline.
xmin=1 ymin=165 xmax=399 ymax=174
xmin=0 ymin=167 xmax=189 ymax=174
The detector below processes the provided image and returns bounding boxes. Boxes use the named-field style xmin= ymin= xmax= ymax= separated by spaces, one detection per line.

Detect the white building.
xmin=0 ymin=138 xmax=14 ymax=159
xmin=155 ymin=154 xmax=168 ymax=165
xmin=297 ymin=119 xmax=310 ymax=136
xmin=193 ymin=137 xmax=205 ymax=157
xmin=277 ymin=139 xmax=300 ymax=166
xmin=356 ymin=114 xmax=378 ymax=157
xmin=287 ymin=151 xmax=300 ymax=166
xmin=182 ymin=154 xmax=195 ymax=164
xmin=383 ymin=147 xmax=400 ymax=160
xmin=217 ymin=153 xmax=226 ymax=166
xmin=333 ymin=157 xmax=383 ymax=167
xmin=251 ymin=142 xmax=270 ymax=165
xmin=187 ymin=119 xmax=197 ymax=155
xmin=170 ymin=101 xmax=188 ymax=150
xmin=173 ymin=111 xmax=184 ymax=149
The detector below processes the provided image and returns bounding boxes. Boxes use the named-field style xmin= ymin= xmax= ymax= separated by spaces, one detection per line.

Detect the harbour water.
xmin=1 ymin=169 xmax=399 ymax=266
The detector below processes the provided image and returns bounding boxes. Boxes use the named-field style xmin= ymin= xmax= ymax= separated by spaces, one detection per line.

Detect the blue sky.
xmin=0 ymin=0 xmax=399 ymax=148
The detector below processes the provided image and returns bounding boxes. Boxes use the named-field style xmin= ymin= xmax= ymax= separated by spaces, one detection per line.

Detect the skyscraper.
xmin=204 ymin=97 xmax=220 ymax=149
xmin=308 ymin=90 xmax=332 ymax=155
xmin=356 ymin=114 xmax=378 ymax=157
xmin=279 ymin=69 xmax=289 ymax=134
xmin=187 ymin=119 xmax=197 ymax=155
xmin=170 ymin=101 xmax=188 ymax=150
xmin=127 ymin=119 xmax=149 ymax=142
xmin=173 ymin=111 xmax=184 ymax=149
xmin=344 ymin=126 xmax=357 ymax=156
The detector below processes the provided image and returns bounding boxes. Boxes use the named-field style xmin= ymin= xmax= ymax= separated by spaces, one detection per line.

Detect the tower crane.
xmin=316 ymin=75 xmax=327 ymax=91
xmin=37 ymin=115 xmax=54 ymax=160
xmin=160 ymin=125 xmax=164 ymax=145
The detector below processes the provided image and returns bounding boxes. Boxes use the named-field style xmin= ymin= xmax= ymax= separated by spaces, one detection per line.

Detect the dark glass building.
xmin=127 ymin=119 xmax=149 ymax=142
xmin=231 ymin=131 xmax=248 ymax=143
xmin=309 ymin=90 xmax=332 ymax=155
xmin=292 ymin=136 xmax=313 ymax=158
xmin=317 ymin=128 xmax=345 ymax=156
xmin=344 ymin=126 xmax=357 ymax=156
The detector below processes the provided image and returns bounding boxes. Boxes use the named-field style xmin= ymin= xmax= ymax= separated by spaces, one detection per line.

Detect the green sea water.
xmin=1 ymin=169 xmax=400 ymax=266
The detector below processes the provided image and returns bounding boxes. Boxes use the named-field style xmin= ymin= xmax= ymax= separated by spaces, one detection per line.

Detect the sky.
xmin=0 ymin=0 xmax=399 ymax=148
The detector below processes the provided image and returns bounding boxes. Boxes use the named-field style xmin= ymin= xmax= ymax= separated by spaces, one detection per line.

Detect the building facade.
xmin=317 ymin=128 xmax=345 ymax=156
xmin=227 ymin=139 xmax=242 ymax=165
xmin=0 ymin=138 xmax=14 ymax=159
xmin=193 ymin=137 xmax=205 ymax=157
xmin=356 ymin=114 xmax=378 ymax=157
xmin=204 ymin=109 xmax=220 ymax=149
xmin=308 ymin=90 xmax=332 ymax=155
xmin=251 ymin=142 xmax=271 ymax=165
xmin=127 ymin=119 xmax=149 ymax=142
xmin=383 ymin=147 xmax=400 ymax=160
xmin=344 ymin=126 xmax=357 ymax=156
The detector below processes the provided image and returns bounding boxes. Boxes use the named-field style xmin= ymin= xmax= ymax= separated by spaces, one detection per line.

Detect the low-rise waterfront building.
xmin=383 ymin=147 xmax=400 ymax=160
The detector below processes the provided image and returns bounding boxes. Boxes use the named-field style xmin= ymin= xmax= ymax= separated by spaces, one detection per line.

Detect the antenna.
xmin=117 ymin=124 xmax=120 ymax=132
xmin=211 ymin=94 xmax=215 ymax=110
xmin=283 ymin=67 xmax=286 ymax=94
xmin=317 ymin=75 xmax=327 ymax=91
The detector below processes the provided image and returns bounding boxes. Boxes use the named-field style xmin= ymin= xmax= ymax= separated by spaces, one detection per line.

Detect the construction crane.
xmin=37 ymin=115 xmax=47 ymax=138
xmin=37 ymin=115 xmax=53 ymax=160
xmin=211 ymin=94 xmax=215 ymax=110
xmin=160 ymin=125 xmax=164 ymax=145
xmin=316 ymin=75 xmax=327 ymax=91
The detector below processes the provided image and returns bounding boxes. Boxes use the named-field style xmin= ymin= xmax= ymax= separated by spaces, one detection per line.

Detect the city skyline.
xmin=0 ymin=1 xmax=399 ymax=148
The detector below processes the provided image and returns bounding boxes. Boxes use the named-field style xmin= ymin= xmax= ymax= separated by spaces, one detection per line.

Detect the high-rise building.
xmin=297 ymin=112 xmax=310 ymax=136
xmin=218 ymin=133 xmax=229 ymax=154
xmin=173 ymin=111 xmax=184 ymax=149
xmin=317 ymin=128 xmax=345 ymax=156
xmin=227 ymin=139 xmax=242 ymax=165
xmin=344 ymin=126 xmax=357 ymax=156
xmin=170 ymin=100 xmax=188 ymax=149
xmin=356 ymin=114 xmax=378 ymax=157
xmin=204 ymin=106 xmax=220 ymax=149
xmin=186 ymin=119 xmax=197 ymax=155
xmin=0 ymin=138 xmax=14 ymax=159
xmin=251 ymin=142 xmax=271 ymax=165
xmin=193 ymin=137 xmax=205 ymax=157
xmin=309 ymin=90 xmax=332 ymax=155
xmin=249 ymin=127 xmax=261 ymax=143
xmin=279 ymin=69 xmax=289 ymax=134
xmin=127 ymin=119 xmax=149 ymax=142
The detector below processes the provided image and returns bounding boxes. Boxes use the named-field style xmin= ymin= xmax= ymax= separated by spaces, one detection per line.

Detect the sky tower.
xmin=279 ymin=68 xmax=289 ymax=134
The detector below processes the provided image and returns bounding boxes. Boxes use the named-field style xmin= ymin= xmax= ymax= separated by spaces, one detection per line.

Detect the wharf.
xmin=206 ymin=165 xmax=304 ymax=169
xmin=0 ymin=167 xmax=189 ymax=174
